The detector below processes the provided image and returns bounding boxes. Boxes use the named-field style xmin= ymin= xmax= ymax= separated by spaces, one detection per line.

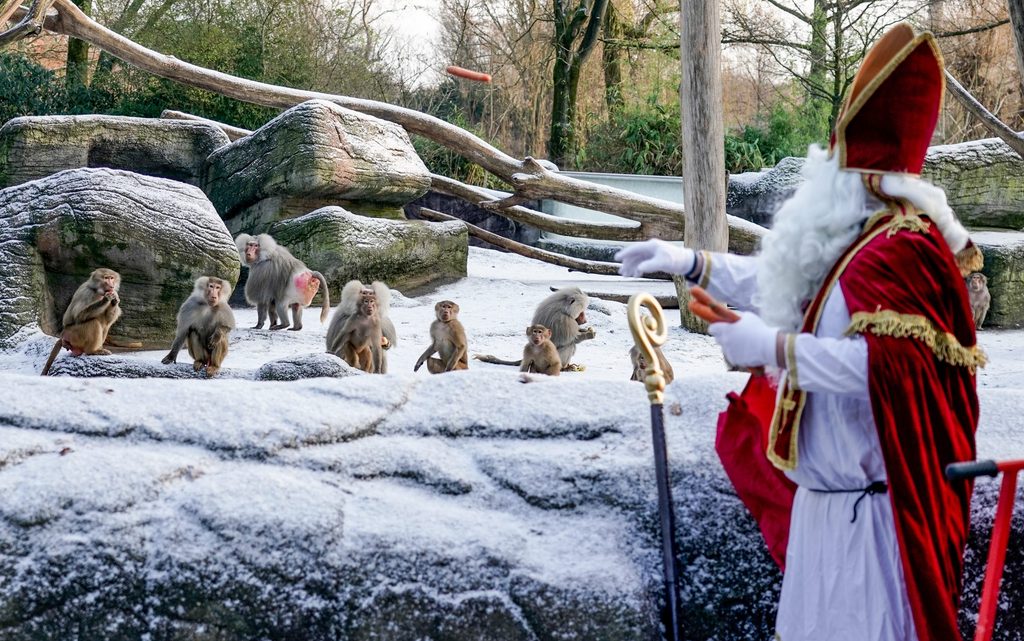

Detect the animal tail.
xmin=104 ymin=336 xmax=143 ymax=349
xmin=472 ymin=354 xmax=522 ymax=366
xmin=40 ymin=339 xmax=63 ymax=376
xmin=314 ymin=271 xmax=330 ymax=323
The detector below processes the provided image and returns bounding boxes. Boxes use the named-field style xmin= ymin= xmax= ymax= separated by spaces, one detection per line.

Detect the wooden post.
xmin=677 ymin=0 xmax=728 ymax=331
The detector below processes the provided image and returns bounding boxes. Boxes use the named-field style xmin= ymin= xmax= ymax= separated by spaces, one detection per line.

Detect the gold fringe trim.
xmin=847 ymin=309 xmax=987 ymax=373
xmin=956 ymin=243 xmax=984 ymax=276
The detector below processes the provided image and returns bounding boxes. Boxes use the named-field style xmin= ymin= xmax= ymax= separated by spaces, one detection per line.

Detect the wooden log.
xmin=414 ymin=207 xmax=670 ymax=280
xmin=429 ymin=174 xmax=648 ymax=241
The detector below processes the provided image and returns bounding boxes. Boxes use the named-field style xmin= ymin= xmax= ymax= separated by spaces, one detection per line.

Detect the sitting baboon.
xmin=967 ymin=272 xmax=990 ymax=330
xmin=629 ymin=344 xmax=674 ymax=384
xmin=162 ymin=276 xmax=236 ymax=377
xmin=41 ymin=268 xmax=126 ymax=375
xmin=326 ymin=280 xmax=397 ymax=373
xmin=520 ymin=324 xmax=561 ymax=376
xmin=414 ymin=300 xmax=468 ymax=373
xmin=475 ymin=287 xmax=596 ymax=371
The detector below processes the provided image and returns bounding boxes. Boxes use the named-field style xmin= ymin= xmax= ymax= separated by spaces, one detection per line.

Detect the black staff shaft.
xmin=650 ymin=403 xmax=682 ymax=641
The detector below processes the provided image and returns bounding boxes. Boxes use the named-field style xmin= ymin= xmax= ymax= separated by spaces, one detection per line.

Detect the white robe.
xmin=699 ymin=252 xmax=918 ymax=641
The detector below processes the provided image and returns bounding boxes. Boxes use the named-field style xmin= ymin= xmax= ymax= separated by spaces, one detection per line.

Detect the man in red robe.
xmin=617 ymin=23 xmax=984 ymax=641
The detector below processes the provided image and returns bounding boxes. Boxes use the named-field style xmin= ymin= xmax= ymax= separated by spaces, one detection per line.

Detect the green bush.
xmin=0 ymin=52 xmax=277 ymax=132
xmin=0 ymin=53 xmax=67 ymax=124
xmin=724 ymin=103 xmax=827 ymax=173
xmin=581 ymin=98 xmax=682 ymax=175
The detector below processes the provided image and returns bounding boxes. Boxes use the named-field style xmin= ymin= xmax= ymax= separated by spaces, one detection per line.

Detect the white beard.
xmin=755 ymin=146 xmax=879 ymax=331
xmin=754 ymin=146 xmax=968 ymax=331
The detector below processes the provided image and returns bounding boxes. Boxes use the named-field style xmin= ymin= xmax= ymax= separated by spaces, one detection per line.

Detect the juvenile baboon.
xmin=161 ymin=276 xmax=236 ymax=377
xmin=326 ymin=280 xmax=397 ymax=373
xmin=235 ymin=233 xmax=329 ymax=331
xmin=414 ymin=300 xmax=468 ymax=373
xmin=520 ymin=325 xmax=561 ymax=376
xmin=475 ymin=287 xmax=595 ymax=370
xmin=967 ymin=272 xmax=991 ymax=330
xmin=41 ymin=268 xmax=125 ymax=375
xmin=629 ymin=344 xmax=675 ymax=384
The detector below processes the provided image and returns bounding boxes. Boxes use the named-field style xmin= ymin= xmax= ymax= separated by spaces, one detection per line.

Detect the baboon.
xmin=235 ymin=233 xmax=329 ymax=331
xmin=414 ymin=300 xmax=468 ymax=373
xmin=520 ymin=325 xmax=561 ymax=376
xmin=475 ymin=287 xmax=595 ymax=370
xmin=629 ymin=344 xmax=675 ymax=384
xmin=41 ymin=268 xmax=125 ymax=375
xmin=161 ymin=276 xmax=236 ymax=377
xmin=326 ymin=280 xmax=397 ymax=373
xmin=967 ymin=272 xmax=990 ymax=330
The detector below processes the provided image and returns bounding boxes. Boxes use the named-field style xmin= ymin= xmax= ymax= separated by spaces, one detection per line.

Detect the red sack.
xmin=715 ymin=374 xmax=796 ymax=569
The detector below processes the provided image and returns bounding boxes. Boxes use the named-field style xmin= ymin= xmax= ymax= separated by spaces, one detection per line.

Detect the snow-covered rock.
xmin=254 ymin=352 xmax=364 ymax=380
xmin=46 ymin=354 xmax=251 ymax=379
xmin=202 ymin=99 xmax=431 ymax=224
xmin=924 ymin=137 xmax=1024 ymax=230
xmin=729 ymin=138 xmax=1024 ymax=233
xmin=0 ymin=248 xmax=1021 ymax=640
xmin=726 ymin=157 xmax=804 ymax=226
xmin=259 ymin=206 xmax=468 ymax=298
xmin=0 ymin=168 xmax=240 ymax=348
xmin=0 ymin=114 xmax=230 ymax=188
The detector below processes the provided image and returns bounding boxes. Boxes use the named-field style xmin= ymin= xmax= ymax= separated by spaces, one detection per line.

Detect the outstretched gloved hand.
xmin=708 ymin=311 xmax=781 ymax=368
xmin=615 ymin=239 xmax=696 ymax=278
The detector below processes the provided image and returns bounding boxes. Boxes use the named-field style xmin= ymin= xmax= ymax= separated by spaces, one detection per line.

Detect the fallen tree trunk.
xmin=414 ymin=207 xmax=670 ymax=280
xmin=160 ymin=110 xmax=662 ymax=243
xmin=6 ymin=0 xmax=765 ymax=253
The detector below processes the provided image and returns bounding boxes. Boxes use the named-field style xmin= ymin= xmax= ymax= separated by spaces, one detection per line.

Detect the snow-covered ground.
xmin=1 ymin=246 xmax=1021 ymax=453
xmin=0 ymin=247 xmax=1021 ymax=640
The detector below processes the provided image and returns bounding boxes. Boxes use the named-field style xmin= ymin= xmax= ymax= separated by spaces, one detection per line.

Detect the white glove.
xmin=708 ymin=311 xmax=780 ymax=368
xmin=615 ymin=239 xmax=696 ymax=278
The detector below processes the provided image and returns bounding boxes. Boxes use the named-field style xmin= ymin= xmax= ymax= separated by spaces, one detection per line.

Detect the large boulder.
xmin=0 ymin=168 xmax=240 ymax=349
xmin=725 ymin=157 xmax=804 ymax=225
xmin=0 ymin=370 xmax=1019 ymax=640
xmin=0 ymin=115 xmax=230 ymax=188
xmin=727 ymin=139 xmax=1024 ymax=231
xmin=973 ymin=231 xmax=1024 ymax=328
xmin=263 ymin=206 xmax=468 ymax=298
xmin=203 ymin=99 xmax=431 ymax=225
xmin=923 ymin=137 xmax=1024 ymax=230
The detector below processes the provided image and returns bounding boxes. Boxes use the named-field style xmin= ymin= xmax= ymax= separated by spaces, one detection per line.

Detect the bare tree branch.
xmin=934 ymin=19 xmax=1009 ymax=38
xmin=0 ymin=0 xmax=54 ymax=46
xmin=413 ymin=207 xmax=669 ymax=278
xmin=944 ymin=70 xmax=1024 ymax=158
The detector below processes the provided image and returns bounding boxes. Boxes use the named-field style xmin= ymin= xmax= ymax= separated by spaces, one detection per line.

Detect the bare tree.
xmin=722 ymin=0 xmax=929 ymax=132
xmin=65 ymin=0 xmax=90 ymax=89
xmin=549 ymin=0 xmax=608 ymax=167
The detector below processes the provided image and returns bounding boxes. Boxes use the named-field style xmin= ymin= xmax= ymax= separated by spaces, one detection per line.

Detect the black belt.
xmin=807 ymin=481 xmax=888 ymax=523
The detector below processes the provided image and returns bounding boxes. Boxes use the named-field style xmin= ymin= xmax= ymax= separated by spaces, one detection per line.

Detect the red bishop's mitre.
xmin=830 ymin=23 xmax=944 ymax=176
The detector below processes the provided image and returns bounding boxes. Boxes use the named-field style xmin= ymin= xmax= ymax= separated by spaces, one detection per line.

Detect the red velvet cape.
xmin=839 ymin=216 xmax=979 ymax=641
xmin=717 ymin=212 xmax=980 ymax=641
